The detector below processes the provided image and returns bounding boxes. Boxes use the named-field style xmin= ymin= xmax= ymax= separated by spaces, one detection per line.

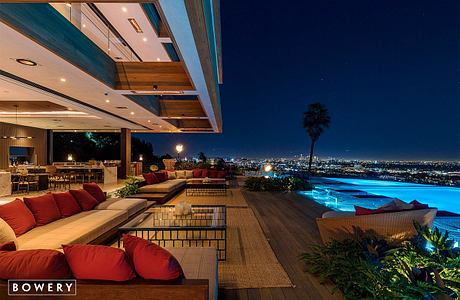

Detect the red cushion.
xmin=24 ymin=194 xmax=61 ymax=226
xmin=209 ymin=170 xmax=218 ymax=178
xmin=154 ymin=172 xmax=167 ymax=182
xmin=355 ymin=206 xmax=386 ymax=216
xmin=192 ymin=169 xmax=202 ymax=178
xmin=0 ymin=249 xmax=71 ymax=279
xmin=83 ymin=183 xmax=106 ymax=203
xmin=123 ymin=235 xmax=184 ymax=280
xmin=52 ymin=192 xmax=81 ymax=217
xmin=201 ymin=169 xmax=209 ymax=178
xmin=0 ymin=199 xmax=36 ymax=236
xmin=69 ymin=190 xmax=98 ymax=211
xmin=217 ymin=171 xmax=226 ymax=178
xmin=63 ymin=245 xmax=135 ymax=281
xmin=410 ymin=200 xmax=429 ymax=209
xmin=0 ymin=241 xmax=16 ymax=251
xmin=142 ymin=173 xmax=158 ymax=185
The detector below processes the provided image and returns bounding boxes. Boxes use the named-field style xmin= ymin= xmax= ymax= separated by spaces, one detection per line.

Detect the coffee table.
xmin=185 ymin=179 xmax=227 ymax=196
xmin=118 ymin=205 xmax=227 ymax=260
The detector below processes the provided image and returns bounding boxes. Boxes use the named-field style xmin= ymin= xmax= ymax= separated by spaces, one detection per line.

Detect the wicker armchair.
xmin=316 ymin=208 xmax=437 ymax=244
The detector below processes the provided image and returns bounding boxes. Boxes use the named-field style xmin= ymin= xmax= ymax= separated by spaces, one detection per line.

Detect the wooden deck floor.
xmin=219 ymin=191 xmax=342 ymax=300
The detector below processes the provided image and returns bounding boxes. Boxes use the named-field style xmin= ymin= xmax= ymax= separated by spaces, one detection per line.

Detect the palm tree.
xmin=303 ymin=103 xmax=331 ymax=176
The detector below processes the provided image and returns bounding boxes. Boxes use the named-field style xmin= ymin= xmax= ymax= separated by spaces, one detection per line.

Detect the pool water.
xmin=300 ymin=177 xmax=460 ymax=242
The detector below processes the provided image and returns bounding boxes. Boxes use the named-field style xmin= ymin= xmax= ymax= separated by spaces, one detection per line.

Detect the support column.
xmin=120 ymin=128 xmax=131 ymax=179
xmin=47 ymin=130 xmax=53 ymax=165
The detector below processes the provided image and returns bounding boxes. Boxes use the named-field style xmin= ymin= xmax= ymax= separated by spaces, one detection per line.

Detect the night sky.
xmin=135 ymin=0 xmax=460 ymax=160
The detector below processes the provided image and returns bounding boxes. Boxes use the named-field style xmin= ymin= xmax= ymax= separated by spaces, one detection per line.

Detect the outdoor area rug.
xmin=218 ymin=207 xmax=293 ymax=289
xmin=169 ymin=188 xmax=249 ymax=208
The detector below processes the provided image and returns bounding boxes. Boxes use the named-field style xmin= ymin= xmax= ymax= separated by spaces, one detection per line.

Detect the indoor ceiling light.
xmin=82 ymin=24 xmax=86 ymax=28
xmin=105 ymin=99 xmax=110 ymax=103
xmin=143 ymin=37 xmax=148 ymax=42
xmin=130 ymin=112 xmax=135 ymax=115
xmin=156 ymin=58 xmax=161 ymax=61
xmin=0 ymin=105 xmax=34 ymax=140
xmin=60 ymin=78 xmax=66 ymax=82
xmin=16 ymin=58 xmax=37 ymax=66
xmin=65 ymin=3 xmax=72 ymax=7
xmin=121 ymin=7 xmax=127 ymax=12
xmin=147 ymin=120 xmax=151 ymax=123
xmin=128 ymin=18 xmax=143 ymax=33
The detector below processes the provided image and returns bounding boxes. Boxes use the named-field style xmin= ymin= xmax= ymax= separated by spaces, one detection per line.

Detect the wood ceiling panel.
xmin=115 ymin=62 xmax=193 ymax=91
xmin=0 ymin=101 xmax=68 ymax=112
xmin=159 ymin=99 xmax=206 ymax=118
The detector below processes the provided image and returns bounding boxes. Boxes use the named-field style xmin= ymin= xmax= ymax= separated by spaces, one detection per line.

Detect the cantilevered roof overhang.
xmin=0 ymin=1 xmax=223 ymax=133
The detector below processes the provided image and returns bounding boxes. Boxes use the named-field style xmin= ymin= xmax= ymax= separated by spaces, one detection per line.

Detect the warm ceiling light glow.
xmin=143 ymin=37 xmax=148 ymax=42
xmin=60 ymin=78 xmax=66 ymax=82
xmin=66 ymin=3 xmax=72 ymax=7
xmin=156 ymin=57 xmax=161 ymax=62
xmin=16 ymin=58 xmax=37 ymax=66
xmin=121 ymin=7 xmax=127 ymax=12
xmin=82 ymin=24 xmax=86 ymax=28
xmin=128 ymin=18 xmax=143 ymax=33
xmin=130 ymin=112 xmax=135 ymax=115
xmin=147 ymin=120 xmax=151 ymax=123
xmin=105 ymin=99 xmax=110 ymax=103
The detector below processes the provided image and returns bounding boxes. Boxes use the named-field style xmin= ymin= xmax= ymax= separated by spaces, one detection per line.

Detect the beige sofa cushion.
xmin=185 ymin=170 xmax=193 ymax=179
xmin=175 ymin=170 xmax=186 ymax=179
xmin=138 ymin=179 xmax=186 ymax=193
xmin=17 ymin=210 xmax=128 ymax=250
xmin=0 ymin=218 xmax=17 ymax=248
xmin=167 ymin=171 xmax=177 ymax=180
xmin=95 ymin=198 xmax=147 ymax=217
xmin=168 ymin=247 xmax=217 ymax=300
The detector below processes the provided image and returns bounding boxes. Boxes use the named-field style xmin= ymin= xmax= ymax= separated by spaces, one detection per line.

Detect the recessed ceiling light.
xmin=128 ymin=18 xmax=143 ymax=33
xmin=121 ymin=7 xmax=127 ymax=12
xmin=156 ymin=57 xmax=161 ymax=62
xmin=66 ymin=3 xmax=71 ymax=7
xmin=60 ymin=78 xmax=66 ymax=82
xmin=16 ymin=58 xmax=37 ymax=66
xmin=130 ymin=112 xmax=135 ymax=115
xmin=147 ymin=120 xmax=151 ymax=123
xmin=105 ymin=99 xmax=110 ymax=103
xmin=82 ymin=24 xmax=86 ymax=28
xmin=143 ymin=37 xmax=148 ymax=42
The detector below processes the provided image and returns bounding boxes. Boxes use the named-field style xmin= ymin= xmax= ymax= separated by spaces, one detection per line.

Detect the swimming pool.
xmin=307 ymin=177 xmax=460 ymax=214
xmin=300 ymin=177 xmax=460 ymax=242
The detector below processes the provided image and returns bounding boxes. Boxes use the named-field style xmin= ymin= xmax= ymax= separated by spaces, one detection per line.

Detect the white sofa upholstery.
xmin=95 ymin=198 xmax=146 ymax=217
xmin=17 ymin=210 xmax=128 ymax=250
xmin=169 ymin=247 xmax=218 ymax=300
xmin=138 ymin=179 xmax=186 ymax=193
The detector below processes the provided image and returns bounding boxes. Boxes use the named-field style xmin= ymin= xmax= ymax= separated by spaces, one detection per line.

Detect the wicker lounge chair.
xmin=316 ymin=208 xmax=437 ymax=244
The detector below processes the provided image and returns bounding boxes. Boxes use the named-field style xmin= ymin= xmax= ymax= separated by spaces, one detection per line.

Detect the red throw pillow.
xmin=142 ymin=173 xmax=158 ymax=185
xmin=83 ymin=183 xmax=106 ymax=203
xmin=209 ymin=170 xmax=218 ymax=178
xmin=355 ymin=206 xmax=386 ymax=216
xmin=201 ymin=169 xmax=209 ymax=178
xmin=410 ymin=200 xmax=429 ymax=209
xmin=0 ymin=249 xmax=71 ymax=279
xmin=52 ymin=192 xmax=82 ymax=217
xmin=217 ymin=171 xmax=226 ymax=178
xmin=123 ymin=235 xmax=184 ymax=280
xmin=63 ymin=244 xmax=135 ymax=281
xmin=24 ymin=194 xmax=61 ymax=226
xmin=0 ymin=199 xmax=36 ymax=236
xmin=154 ymin=172 xmax=167 ymax=182
xmin=192 ymin=169 xmax=202 ymax=178
xmin=69 ymin=190 xmax=98 ymax=211
xmin=0 ymin=241 xmax=16 ymax=251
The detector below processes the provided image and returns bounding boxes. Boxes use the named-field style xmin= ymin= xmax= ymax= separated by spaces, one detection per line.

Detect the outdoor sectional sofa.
xmin=137 ymin=169 xmax=227 ymax=203
xmin=0 ymin=183 xmax=218 ymax=299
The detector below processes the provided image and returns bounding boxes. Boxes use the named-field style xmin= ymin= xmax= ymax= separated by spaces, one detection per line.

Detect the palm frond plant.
xmin=303 ymin=102 xmax=331 ymax=176
xmin=115 ymin=176 xmax=142 ymax=198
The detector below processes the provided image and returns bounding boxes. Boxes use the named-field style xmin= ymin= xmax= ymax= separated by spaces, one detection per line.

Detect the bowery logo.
xmin=8 ymin=280 xmax=77 ymax=296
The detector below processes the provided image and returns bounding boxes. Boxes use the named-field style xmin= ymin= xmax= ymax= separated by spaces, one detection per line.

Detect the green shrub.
xmin=115 ymin=177 xmax=142 ymax=198
xmin=302 ymin=224 xmax=460 ymax=299
xmin=244 ymin=176 xmax=312 ymax=192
